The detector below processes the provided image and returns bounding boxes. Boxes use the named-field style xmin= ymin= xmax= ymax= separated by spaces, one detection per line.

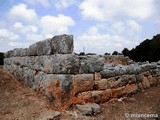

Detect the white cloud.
xmin=0 ymin=21 xmax=6 ymax=28
xmin=40 ymin=14 xmax=75 ymax=35
xmin=0 ymin=29 xmax=21 ymax=51
xmin=156 ymin=19 xmax=160 ymax=24
xmin=127 ymin=20 xmax=142 ymax=32
xmin=111 ymin=22 xmax=125 ymax=34
xmin=55 ymin=0 xmax=75 ymax=9
xmin=26 ymin=33 xmax=45 ymax=42
xmin=24 ymin=0 xmax=50 ymax=7
xmin=0 ymin=29 xmax=20 ymax=41
xmin=75 ymin=24 xmax=141 ymax=54
xmin=8 ymin=3 xmax=38 ymax=22
xmin=9 ymin=42 xmax=23 ymax=47
xmin=80 ymin=0 xmax=155 ymax=21
xmin=13 ymin=22 xmax=38 ymax=33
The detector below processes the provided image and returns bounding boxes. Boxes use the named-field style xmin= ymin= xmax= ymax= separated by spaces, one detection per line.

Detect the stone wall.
xmin=4 ymin=34 xmax=160 ymax=110
xmin=104 ymin=55 xmax=134 ymax=65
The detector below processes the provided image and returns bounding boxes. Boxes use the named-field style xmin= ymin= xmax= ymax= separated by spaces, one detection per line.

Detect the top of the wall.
xmin=4 ymin=34 xmax=73 ymax=58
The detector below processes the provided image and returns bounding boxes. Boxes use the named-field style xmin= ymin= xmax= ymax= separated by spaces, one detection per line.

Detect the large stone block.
xmin=36 ymin=38 xmax=52 ymax=55
xmin=114 ymin=65 xmax=127 ymax=75
xmin=95 ymin=75 xmax=138 ymax=90
xmin=4 ymin=50 xmax=14 ymax=58
xmin=42 ymin=54 xmax=80 ymax=74
xmin=100 ymin=69 xmax=115 ymax=78
xmin=126 ymin=64 xmax=142 ymax=75
xmin=50 ymin=34 xmax=73 ymax=54
xmin=38 ymin=74 xmax=74 ymax=109
xmin=28 ymin=43 xmax=37 ymax=56
xmin=141 ymin=72 xmax=151 ymax=88
xmin=75 ymin=103 xmax=101 ymax=116
xmin=94 ymin=77 xmax=116 ymax=90
xmin=94 ymin=72 xmax=102 ymax=81
xmin=74 ymin=91 xmax=92 ymax=104
xmin=8 ymin=34 xmax=73 ymax=57
xmin=4 ymin=58 xmax=12 ymax=65
xmin=141 ymin=63 xmax=151 ymax=72
xmin=79 ymin=55 xmax=105 ymax=73
xmin=73 ymin=74 xmax=94 ymax=94
xmin=74 ymin=89 xmax=111 ymax=104
xmin=91 ymin=89 xmax=111 ymax=103
xmin=22 ymin=67 xmax=35 ymax=87
xmin=112 ymin=84 xmax=138 ymax=98
xmin=20 ymin=48 xmax=28 ymax=57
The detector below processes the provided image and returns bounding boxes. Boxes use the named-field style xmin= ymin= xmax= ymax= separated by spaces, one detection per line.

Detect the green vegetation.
xmin=122 ymin=34 xmax=160 ymax=62
xmin=0 ymin=52 xmax=4 ymax=65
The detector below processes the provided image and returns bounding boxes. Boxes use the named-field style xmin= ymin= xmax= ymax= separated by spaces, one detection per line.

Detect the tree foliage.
xmin=0 ymin=52 xmax=4 ymax=65
xmin=121 ymin=34 xmax=160 ymax=62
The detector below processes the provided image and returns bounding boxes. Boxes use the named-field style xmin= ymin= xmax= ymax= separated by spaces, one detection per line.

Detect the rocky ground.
xmin=0 ymin=65 xmax=160 ymax=120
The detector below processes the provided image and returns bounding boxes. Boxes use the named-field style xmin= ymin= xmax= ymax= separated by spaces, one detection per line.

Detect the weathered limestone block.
xmin=14 ymin=66 xmax=23 ymax=80
xmin=75 ymin=103 xmax=101 ymax=116
xmin=19 ymin=48 xmax=28 ymax=57
xmin=126 ymin=64 xmax=142 ymax=75
xmin=74 ymin=91 xmax=92 ymax=104
xmin=28 ymin=43 xmax=37 ymax=56
xmin=12 ymin=57 xmax=22 ymax=66
xmin=100 ymin=69 xmax=115 ymax=78
xmin=4 ymin=34 xmax=74 ymax=57
xmin=50 ymin=34 xmax=73 ymax=54
xmin=90 ymin=91 xmax=103 ymax=103
xmin=94 ymin=77 xmax=116 ymax=90
xmin=36 ymin=38 xmax=52 ymax=55
xmin=4 ymin=50 xmax=14 ymax=58
xmin=94 ymin=72 xmax=101 ymax=81
xmin=13 ymin=48 xmax=21 ymax=57
xmin=150 ymin=68 xmax=160 ymax=77
xmin=11 ymin=56 xmax=35 ymax=68
xmin=141 ymin=72 xmax=151 ymax=88
xmin=91 ymin=89 xmax=111 ymax=103
xmin=104 ymin=55 xmax=132 ymax=65
xmin=112 ymin=84 xmax=138 ymax=98
xmin=79 ymin=55 xmax=105 ymax=73
xmin=94 ymin=75 xmax=137 ymax=90
xmin=4 ymin=48 xmax=28 ymax=58
xmin=42 ymin=54 xmax=80 ymax=74
xmin=74 ymin=89 xmax=111 ymax=104
xmin=149 ymin=62 xmax=157 ymax=69
xmin=38 ymin=110 xmax=61 ymax=120
xmin=141 ymin=63 xmax=151 ymax=72
xmin=157 ymin=61 xmax=160 ymax=65
xmin=4 ymin=58 xmax=12 ymax=65
xmin=32 ymin=71 xmax=45 ymax=91
xmin=103 ymin=64 xmax=115 ymax=70
xmin=147 ymin=75 xmax=158 ymax=87
xmin=22 ymin=67 xmax=35 ymax=87
xmin=114 ymin=65 xmax=127 ymax=75
xmin=73 ymin=74 xmax=94 ymax=94
xmin=33 ymin=56 xmax=44 ymax=71
xmin=38 ymin=74 xmax=74 ymax=109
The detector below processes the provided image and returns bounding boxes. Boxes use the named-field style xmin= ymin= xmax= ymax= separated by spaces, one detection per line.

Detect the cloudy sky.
xmin=0 ymin=0 xmax=160 ymax=54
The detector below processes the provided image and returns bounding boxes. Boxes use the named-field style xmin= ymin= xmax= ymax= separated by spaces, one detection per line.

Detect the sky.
xmin=0 ymin=0 xmax=160 ymax=54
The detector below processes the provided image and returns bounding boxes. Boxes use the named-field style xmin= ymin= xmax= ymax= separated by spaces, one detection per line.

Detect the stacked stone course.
xmin=4 ymin=34 xmax=160 ymax=110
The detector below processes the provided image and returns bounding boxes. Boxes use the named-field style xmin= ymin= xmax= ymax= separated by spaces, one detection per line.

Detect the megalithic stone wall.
xmin=4 ymin=34 xmax=160 ymax=110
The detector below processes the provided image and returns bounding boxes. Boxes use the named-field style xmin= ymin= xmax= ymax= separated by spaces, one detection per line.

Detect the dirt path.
xmin=0 ymin=66 xmax=160 ymax=120
xmin=0 ymin=66 xmax=51 ymax=120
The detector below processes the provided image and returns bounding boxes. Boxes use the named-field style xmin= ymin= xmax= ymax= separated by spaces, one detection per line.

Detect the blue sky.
xmin=0 ymin=0 xmax=160 ymax=54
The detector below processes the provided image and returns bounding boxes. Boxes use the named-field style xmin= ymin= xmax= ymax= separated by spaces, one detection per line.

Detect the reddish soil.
xmin=0 ymin=66 xmax=160 ymax=120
